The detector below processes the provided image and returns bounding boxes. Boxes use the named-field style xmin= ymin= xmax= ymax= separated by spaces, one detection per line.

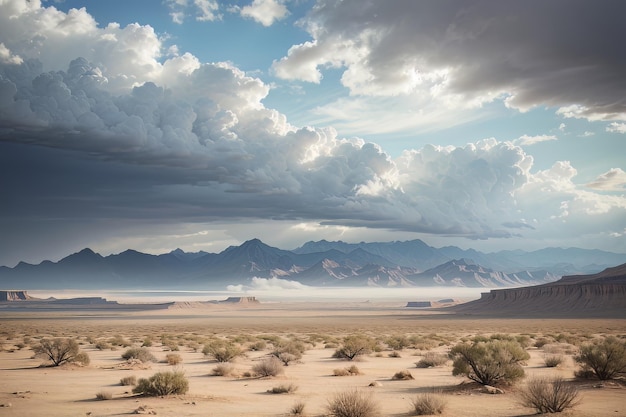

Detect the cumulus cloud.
xmin=586 ymin=168 xmax=626 ymax=191
xmin=273 ymin=0 xmax=626 ymax=122
xmin=0 ymin=0 xmax=625 ymax=265
xmin=240 ymin=0 xmax=289 ymax=27
xmin=607 ymin=122 xmax=626 ymax=134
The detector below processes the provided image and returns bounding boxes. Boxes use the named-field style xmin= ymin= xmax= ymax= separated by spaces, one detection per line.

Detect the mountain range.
xmin=1 ymin=238 xmax=624 ymax=290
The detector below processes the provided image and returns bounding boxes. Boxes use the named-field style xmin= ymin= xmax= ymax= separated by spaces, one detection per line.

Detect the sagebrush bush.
xmin=203 ymin=340 xmax=243 ymax=362
xmin=120 ymin=375 xmax=137 ymax=386
xmin=252 ymin=357 xmax=284 ymax=377
xmin=95 ymin=390 xmax=113 ymax=400
xmin=575 ymin=336 xmax=626 ymax=380
xmin=268 ymin=383 xmax=298 ymax=394
xmin=132 ymin=370 xmax=189 ymax=396
xmin=121 ymin=347 xmax=156 ymax=363
xmin=544 ymin=354 xmax=564 ymax=368
xmin=212 ymin=363 xmax=236 ymax=376
xmin=289 ymin=401 xmax=306 ymax=415
xmin=272 ymin=340 xmax=306 ymax=365
xmin=326 ymin=389 xmax=379 ymax=417
xmin=415 ymin=352 xmax=448 ymax=368
xmin=386 ymin=335 xmax=410 ymax=351
xmin=450 ymin=339 xmax=529 ymax=385
xmin=410 ymin=392 xmax=447 ymax=415
xmin=519 ymin=377 xmax=579 ymax=413
xmin=165 ymin=353 xmax=183 ymax=365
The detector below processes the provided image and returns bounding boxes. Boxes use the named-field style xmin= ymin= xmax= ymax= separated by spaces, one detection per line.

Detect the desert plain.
xmin=0 ymin=300 xmax=624 ymax=417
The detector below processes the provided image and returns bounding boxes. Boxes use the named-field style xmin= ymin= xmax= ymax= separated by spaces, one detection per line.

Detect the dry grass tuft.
xmin=392 ymin=370 xmax=414 ymax=380
xmin=326 ymin=389 xmax=379 ymax=417
xmin=410 ymin=392 xmax=447 ymax=415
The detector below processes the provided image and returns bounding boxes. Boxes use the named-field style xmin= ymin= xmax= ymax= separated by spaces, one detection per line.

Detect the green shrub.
xmin=272 ymin=340 xmax=306 ymax=365
xmin=132 ymin=371 xmax=189 ymax=396
xmin=203 ymin=340 xmax=243 ymax=362
xmin=410 ymin=392 xmax=447 ymax=415
xmin=415 ymin=352 xmax=448 ymax=368
xmin=121 ymin=347 xmax=156 ymax=363
xmin=519 ymin=377 xmax=579 ymax=413
xmin=574 ymin=336 xmax=626 ymax=380
xmin=450 ymin=339 xmax=529 ymax=385
xmin=333 ymin=335 xmax=376 ymax=361
xmin=326 ymin=389 xmax=379 ymax=417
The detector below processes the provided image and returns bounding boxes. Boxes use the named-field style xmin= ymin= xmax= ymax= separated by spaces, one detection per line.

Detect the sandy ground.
xmin=0 ymin=301 xmax=624 ymax=416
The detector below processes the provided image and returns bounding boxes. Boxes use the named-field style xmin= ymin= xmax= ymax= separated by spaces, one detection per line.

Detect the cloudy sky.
xmin=1 ymin=0 xmax=625 ymax=267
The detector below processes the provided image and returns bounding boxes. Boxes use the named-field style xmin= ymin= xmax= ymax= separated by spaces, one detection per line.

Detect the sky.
xmin=0 ymin=0 xmax=625 ymax=267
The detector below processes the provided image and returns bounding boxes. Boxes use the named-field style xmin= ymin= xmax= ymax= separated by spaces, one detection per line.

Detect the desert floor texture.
xmin=0 ymin=301 xmax=624 ymax=416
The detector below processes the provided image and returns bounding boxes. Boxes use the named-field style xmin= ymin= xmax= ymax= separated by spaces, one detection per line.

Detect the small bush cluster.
xmin=333 ymin=365 xmax=361 ymax=376
xmin=575 ymin=336 xmax=626 ymax=380
xmin=203 ymin=340 xmax=243 ymax=363
xmin=267 ymin=383 xmax=298 ymax=394
xmin=415 ymin=352 xmax=448 ymax=368
xmin=326 ymin=389 xmax=379 ymax=417
xmin=333 ymin=335 xmax=377 ymax=361
xmin=165 ymin=353 xmax=183 ymax=365
xmin=544 ymin=354 xmax=564 ymax=368
xmin=411 ymin=392 xmax=447 ymax=415
xmin=392 ymin=370 xmax=414 ymax=380
xmin=133 ymin=371 xmax=189 ymax=396
xmin=121 ymin=347 xmax=157 ymax=363
xmin=519 ymin=377 xmax=579 ymax=413
xmin=120 ymin=375 xmax=137 ymax=386
xmin=272 ymin=340 xmax=306 ymax=365
xmin=252 ymin=357 xmax=284 ymax=377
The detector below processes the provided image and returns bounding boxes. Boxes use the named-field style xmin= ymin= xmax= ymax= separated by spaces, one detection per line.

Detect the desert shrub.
xmin=132 ymin=370 xmax=189 ymax=396
xmin=410 ymin=392 xmax=447 ymax=415
xmin=109 ymin=335 xmax=131 ymax=347
xmin=415 ymin=352 xmax=448 ymax=368
xmin=95 ymin=340 xmax=112 ymax=350
xmin=121 ymin=347 xmax=156 ymax=363
xmin=519 ymin=377 xmax=579 ymax=413
xmin=409 ymin=335 xmax=439 ymax=351
xmin=252 ymin=357 xmax=284 ymax=377
xmin=388 ymin=351 xmax=401 ymax=358
xmin=141 ymin=337 xmax=153 ymax=347
xmin=267 ymin=383 xmax=298 ymax=394
xmin=95 ymin=390 xmax=113 ymax=400
xmin=326 ymin=389 xmax=379 ymax=417
xmin=450 ymin=339 xmax=529 ymax=386
xmin=392 ymin=370 xmax=414 ymax=380
xmin=386 ymin=335 xmax=410 ymax=351
xmin=544 ymin=354 xmax=564 ymax=368
xmin=203 ymin=340 xmax=243 ymax=362
xmin=272 ymin=340 xmax=306 ymax=365
xmin=212 ymin=363 xmax=236 ymax=377
xmin=120 ymin=375 xmax=137 ymax=386
xmin=165 ymin=353 xmax=182 ymax=365
xmin=333 ymin=335 xmax=377 ymax=361
xmin=574 ymin=336 xmax=626 ymax=380
xmin=249 ymin=340 xmax=267 ymax=351
xmin=333 ymin=365 xmax=361 ymax=376
xmin=289 ymin=400 xmax=306 ymax=415
xmin=34 ymin=338 xmax=87 ymax=366
xmin=534 ymin=337 xmax=550 ymax=348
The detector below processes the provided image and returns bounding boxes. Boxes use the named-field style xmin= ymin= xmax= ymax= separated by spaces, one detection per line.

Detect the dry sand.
xmin=0 ymin=301 xmax=624 ymax=416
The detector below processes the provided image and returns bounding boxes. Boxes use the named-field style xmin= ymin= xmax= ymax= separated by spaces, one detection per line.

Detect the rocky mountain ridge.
xmin=0 ymin=238 xmax=623 ymax=290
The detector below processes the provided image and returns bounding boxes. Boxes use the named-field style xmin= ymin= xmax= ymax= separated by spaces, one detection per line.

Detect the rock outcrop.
xmin=220 ymin=296 xmax=259 ymax=304
xmin=0 ymin=290 xmax=35 ymax=301
xmin=453 ymin=263 xmax=626 ymax=317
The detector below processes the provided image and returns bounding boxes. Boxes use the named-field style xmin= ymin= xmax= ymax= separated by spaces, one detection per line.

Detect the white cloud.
xmin=240 ymin=0 xmax=288 ymax=27
xmin=607 ymin=122 xmax=626 ymax=134
xmin=586 ymin=168 xmax=626 ymax=191
xmin=558 ymin=123 xmax=566 ymax=132
xmin=165 ymin=0 xmax=221 ymax=24
xmin=516 ymin=134 xmax=557 ymax=146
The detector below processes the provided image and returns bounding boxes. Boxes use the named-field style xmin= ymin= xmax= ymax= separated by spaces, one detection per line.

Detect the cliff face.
xmin=0 ymin=290 xmax=34 ymax=301
xmin=453 ymin=264 xmax=626 ymax=317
